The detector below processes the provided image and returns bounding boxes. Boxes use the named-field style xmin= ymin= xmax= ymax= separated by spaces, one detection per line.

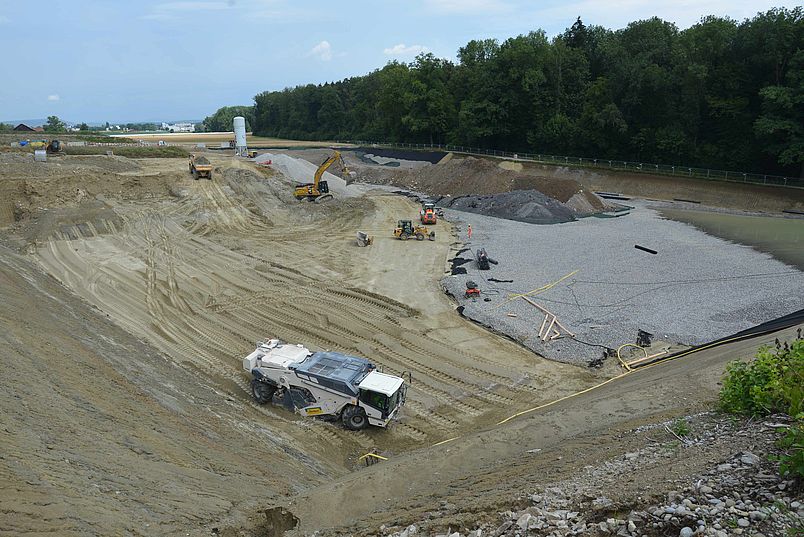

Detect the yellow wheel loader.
xmin=393 ymin=220 xmax=435 ymax=241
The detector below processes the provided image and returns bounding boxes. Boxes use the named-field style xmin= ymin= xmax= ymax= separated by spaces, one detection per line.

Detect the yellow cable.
xmin=495 ymin=270 xmax=579 ymax=309
xmin=358 ymin=452 xmax=388 ymax=461
xmin=496 ymin=371 xmax=630 ymax=425
xmin=431 ymin=436 xmax=459 ymax=447
xmin=616 ymin=343 xmax=648 ymax=371
xmin=493 ymin=328 xmax=794 ymax=427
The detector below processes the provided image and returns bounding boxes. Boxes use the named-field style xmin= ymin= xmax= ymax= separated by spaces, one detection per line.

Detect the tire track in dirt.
xmin=30 ymin=158 xmax=593 ymax=461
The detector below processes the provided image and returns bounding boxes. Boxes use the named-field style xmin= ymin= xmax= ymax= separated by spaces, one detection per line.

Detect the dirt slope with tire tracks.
xmin=6 ymin=152 xmax=795 ymax=536
xmin=0 ymin=153 xmax=593 ymax=534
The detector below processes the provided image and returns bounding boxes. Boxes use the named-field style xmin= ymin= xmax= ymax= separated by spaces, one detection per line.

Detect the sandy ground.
xmin=0 ymin=153 xmax=594 ymax=535
xmin=0 ymin=243 xmax=336 ymax=535
xmin=289 ymin=324 xmax=804 ymax=535
xmin=1 ymin=150 xmax=801 ymax=535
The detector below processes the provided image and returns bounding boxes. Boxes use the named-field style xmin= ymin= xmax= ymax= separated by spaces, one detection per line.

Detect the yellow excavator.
xmin=294 ymin=151 xmax=349 ymax=202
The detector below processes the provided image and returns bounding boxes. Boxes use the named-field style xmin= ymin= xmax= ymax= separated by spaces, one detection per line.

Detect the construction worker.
xmin=467 ymin=224 xmax=473 ymax=240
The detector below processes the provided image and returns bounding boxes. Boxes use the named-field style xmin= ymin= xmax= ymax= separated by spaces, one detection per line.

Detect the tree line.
xmin=220 ymin=8 xmax=803 ymax=176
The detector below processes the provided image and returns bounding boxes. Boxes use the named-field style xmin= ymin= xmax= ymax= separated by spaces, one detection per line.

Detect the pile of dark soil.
xmin=350 ymin=155 xmax=608 ymax=218
xmin=445 ymin=190 xmax=577 ymax=224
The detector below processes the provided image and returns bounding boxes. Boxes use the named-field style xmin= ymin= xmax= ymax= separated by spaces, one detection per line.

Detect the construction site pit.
xmin=1 ymin=146 xmax=803 ymax=536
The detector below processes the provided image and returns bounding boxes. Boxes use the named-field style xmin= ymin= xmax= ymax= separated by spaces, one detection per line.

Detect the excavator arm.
xmin=313 ymin=151 xmax=350 ymax=188
xmin=313 ymin=152 xmax=338 ymax=190
xmin=295 ymin=150 xmax=349 ymax=201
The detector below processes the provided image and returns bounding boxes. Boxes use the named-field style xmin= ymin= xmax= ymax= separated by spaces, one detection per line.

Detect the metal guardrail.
xmin=336 ymin=140 xmax=803 ymax=189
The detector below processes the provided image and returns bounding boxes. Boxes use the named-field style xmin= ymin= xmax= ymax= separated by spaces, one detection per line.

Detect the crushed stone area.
xmin=350 ymin=155 xmax=607 ymax=214
xmin=443 ymin=190 xmax=577 ymax=225
xmin=441 ymin=203 xmax=804 ymax=365
xmin=380 ymin=413 xmax=803 ymax=537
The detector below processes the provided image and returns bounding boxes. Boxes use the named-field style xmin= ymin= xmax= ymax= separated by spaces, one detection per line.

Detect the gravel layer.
xmin=442 ymin=202 xmax=804 ymax=364
xmin=444 ymin=190 xmax=577 ymax=224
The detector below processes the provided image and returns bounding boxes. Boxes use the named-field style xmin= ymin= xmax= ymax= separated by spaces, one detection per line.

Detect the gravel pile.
xmin=441 ymin=202 xmax=804 ymax=364
xmin=444 ymin=190 xmax=577 ymax=225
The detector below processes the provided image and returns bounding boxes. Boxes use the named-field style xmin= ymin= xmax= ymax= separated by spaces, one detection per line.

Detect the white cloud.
xmin=384 ymin=43 xmax=430 ymax=57
xmin=426 ymin=0 xmax=509 ymax=14
xmin=47 ymin=95 xmax=60 ymax=102
xmin=308 ymin=40 xmax=333 ymax=61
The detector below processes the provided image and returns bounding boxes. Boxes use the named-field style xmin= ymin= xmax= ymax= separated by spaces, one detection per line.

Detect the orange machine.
xmin=420 ymin=202 xmax=437 ymax=225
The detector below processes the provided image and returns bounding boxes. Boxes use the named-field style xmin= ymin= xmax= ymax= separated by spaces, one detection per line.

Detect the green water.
xmin=660 ymin=209 xmax=804 ymax=270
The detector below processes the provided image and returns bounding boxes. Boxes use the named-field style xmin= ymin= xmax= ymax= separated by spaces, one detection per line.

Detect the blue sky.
xmin=0 ymin=0 xmax=795 ymax=123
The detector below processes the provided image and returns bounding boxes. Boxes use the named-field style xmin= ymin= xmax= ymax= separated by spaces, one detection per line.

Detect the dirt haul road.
xmin=1 ymin=153 xmax=593 ymax=534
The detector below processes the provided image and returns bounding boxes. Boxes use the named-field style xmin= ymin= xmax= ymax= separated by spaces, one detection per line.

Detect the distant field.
xmin=66 ymin=145 xmax=189 ymax=158
xmin=111 ymin=132 xmax=352 ymax=148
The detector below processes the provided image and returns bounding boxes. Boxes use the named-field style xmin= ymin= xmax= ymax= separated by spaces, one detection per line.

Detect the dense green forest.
xmin=243 ymin=8 xmax=803 ymax=176
xmin=202 ymin=106 xmax=255 ymax=133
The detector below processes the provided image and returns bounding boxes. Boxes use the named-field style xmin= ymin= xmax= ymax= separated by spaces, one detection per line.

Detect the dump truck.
xmin=394 ymin=220 xmax=435 ymax=241
xmin=189 ymin=154 xmax=213 ymax=180
xmin=243 ymin=339 xmax=407 ymax=430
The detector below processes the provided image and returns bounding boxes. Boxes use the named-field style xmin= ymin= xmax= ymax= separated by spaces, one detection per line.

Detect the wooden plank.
xmin=538 ymin=314 xmax=548 ymax=338
xmin=542 ymin=317 xmax=556 ymax=341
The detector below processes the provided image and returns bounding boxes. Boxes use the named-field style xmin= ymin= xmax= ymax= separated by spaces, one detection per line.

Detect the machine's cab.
xmin=357 ymin=371 xmax=407 ymax=426
xmin=397 ymin=220 xmax=414 ymax=234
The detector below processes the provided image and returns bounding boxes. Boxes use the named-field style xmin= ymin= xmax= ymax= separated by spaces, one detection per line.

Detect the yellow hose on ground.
xmin=495 ymin=269 xmax=579 ymax=309
xmin=494 ymin=330 xmax=787 ymax=427
xmin=616 ymin=343 xmax=649 ymax=371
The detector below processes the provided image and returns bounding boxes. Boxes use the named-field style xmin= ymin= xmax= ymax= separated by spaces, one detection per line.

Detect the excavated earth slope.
xmin=0 ymin=153 xmax=594 ymax=534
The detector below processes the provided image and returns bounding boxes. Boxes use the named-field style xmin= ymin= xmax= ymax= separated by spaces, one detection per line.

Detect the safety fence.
xmin=336 ymin=140 xmax=803 ymax=189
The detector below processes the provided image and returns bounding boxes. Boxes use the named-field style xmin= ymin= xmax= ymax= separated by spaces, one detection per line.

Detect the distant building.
xmin=13 ymin=123 xmax=35 ymax=132
xmin=161 ymin=122 xmax=195 ymax=133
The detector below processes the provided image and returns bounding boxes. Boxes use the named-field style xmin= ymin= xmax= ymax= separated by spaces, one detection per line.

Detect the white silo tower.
xmin=233 ymin=116 xmax=247 ymax=156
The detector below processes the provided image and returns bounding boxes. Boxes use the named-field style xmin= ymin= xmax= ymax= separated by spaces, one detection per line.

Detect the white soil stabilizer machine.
xmin=243 ymin=339 xmax=407 ymax=430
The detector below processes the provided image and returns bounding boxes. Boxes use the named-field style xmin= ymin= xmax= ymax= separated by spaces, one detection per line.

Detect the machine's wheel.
xmin=314 ymin=193 xmax=334 ymax=203
xmin=192 ymin=170 xmax=198 ymax=180
xmin=415 ymin=232 xmax=425 ymax=241
xmin=401 ymin=233 xmax=410 ymax=241
xmin=251 ymin=379 xmax=276 ymax=404
xmin=429 ymin=231 xmax=436 ymax=241
xmin=208 ymin=172 xmax=213 ymax=181
xmin=341 ymin=405 xmax=368 ymax=430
